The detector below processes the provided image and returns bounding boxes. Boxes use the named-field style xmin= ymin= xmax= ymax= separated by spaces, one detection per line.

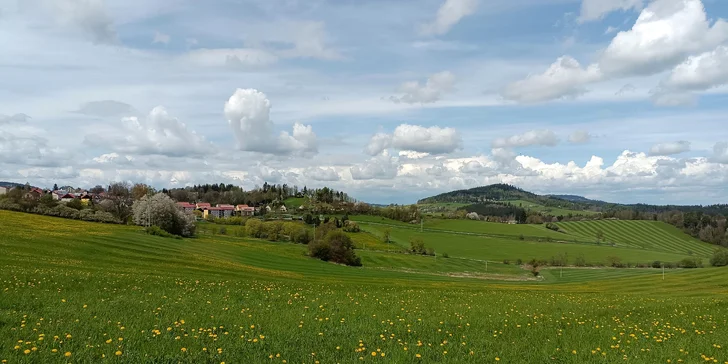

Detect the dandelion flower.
xmin=64 ymin=352 xmax=72 ymax=357
xmin=115 ymin=351 xmax=122 ymax=356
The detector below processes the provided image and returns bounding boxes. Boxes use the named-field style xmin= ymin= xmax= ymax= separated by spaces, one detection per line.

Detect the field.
xmin=353 ymin=216 xmax=719 ymax=265
xmin=1 ymin=210 xmax=728 ymax=363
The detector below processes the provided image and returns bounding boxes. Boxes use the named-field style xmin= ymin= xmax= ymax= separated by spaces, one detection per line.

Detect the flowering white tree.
xmin=132 ymin=193 xmax=196 ymax=237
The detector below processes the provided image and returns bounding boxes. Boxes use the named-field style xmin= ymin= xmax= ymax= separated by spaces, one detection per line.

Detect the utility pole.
xmin=420 ymin=218 xmax=423 ymax=233
xmin=662 ymin=263 xmax=665 ymax=280
xmin=560 ymin=265 xmax=563 ymax=278
xmin=485 ymin=260 xmax=488 ymax=272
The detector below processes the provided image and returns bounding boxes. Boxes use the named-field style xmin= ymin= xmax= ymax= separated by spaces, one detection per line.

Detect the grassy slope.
xmin=282 ymin=197 xmax=307 ymax=210
xmin=2 ymin=211 xmax=728 ymax=364
xmin=556 ymin=220 xmax=718 ymax=257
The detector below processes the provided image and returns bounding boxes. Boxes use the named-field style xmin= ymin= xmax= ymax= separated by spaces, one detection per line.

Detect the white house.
xmin=0 ymin=186 xmax=7 ymax=195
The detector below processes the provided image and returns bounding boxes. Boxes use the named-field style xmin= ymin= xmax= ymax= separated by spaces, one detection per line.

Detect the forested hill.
xmin=418 ymin=184 xmax=591 ymax=211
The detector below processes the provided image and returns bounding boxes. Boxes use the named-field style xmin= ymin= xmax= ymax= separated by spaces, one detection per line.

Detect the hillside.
xmin=2 ymin=210 xmax=728 ymax=363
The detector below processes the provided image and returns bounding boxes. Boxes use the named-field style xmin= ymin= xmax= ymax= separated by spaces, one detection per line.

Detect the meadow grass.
xmin=1 ymin=211 xmax=727 ymax=363
xmin=505 ymin=199 xmax=600 ymax=216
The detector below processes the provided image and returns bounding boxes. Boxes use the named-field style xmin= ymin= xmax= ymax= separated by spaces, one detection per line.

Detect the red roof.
xmin=177 ymin=202 xmax=196 ymax=208
xmin=208 ymin=206 xmax=234 ymax=211
xmin=217 ymin=204 xmax=234 ymax=208
xmin=236 ymin=204 xmax=249 ymax=208
xmin=196 ymin=202 xmax=211 ymax=208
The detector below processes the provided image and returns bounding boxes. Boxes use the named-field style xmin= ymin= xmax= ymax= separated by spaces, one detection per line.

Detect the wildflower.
xmin=181 ymin=348 xmax=187 ymax=353
xmin=416 ymin=354 xmax=422 ymax=358
xmin=23 ymin=350 xmax=31 ymax=355
xmin=115 ymin=351 xmax=122 ymax=356
xmin=371 ymin=351 xmax=377 ymax=356
xmin=65 ymin=352 xmax=72 ymax=357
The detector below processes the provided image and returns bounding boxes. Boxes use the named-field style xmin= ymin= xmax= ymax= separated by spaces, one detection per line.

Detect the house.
xmin=24 ymin=187 xmax=43 ymax=200
xmin=176 ymin=202 xmax=197 ymax=213
xmin=60 ymin=193 xmax=76 ymax=203
xmin=51 ymin=191 xmax=64 ymax=200
xmin=196 ymin=202 xmax=211 ymax=210
xmin=235 ymin=204 xmax=255 ymax=216
xmin=204 ymin=205 xmax=234 ymax=219
xmin=0 ymin=186 xmax=7 ymax=195
xmin=279 ymin=205 xmax=287 ymax=213
xmin=79 ymin=195 xmax=92 ymax=205
xmin=265 ymin=205 xmax=272 ymax=213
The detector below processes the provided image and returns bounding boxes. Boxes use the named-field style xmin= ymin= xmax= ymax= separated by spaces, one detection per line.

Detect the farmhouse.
xmin=236 ymin=204 xmax=255 ymax=216
xmin=24 ymin=188 xmax=43 ymax=200
xmin=60 ymin=193 xmax=76 ymax=202
xmin=196 ymin=202 xmax=211 ymax=210
xmin=176 ymin=202 xmax=196 ymax=213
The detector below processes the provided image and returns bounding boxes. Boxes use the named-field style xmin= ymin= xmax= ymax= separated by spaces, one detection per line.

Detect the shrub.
xmin=65 ymin=198 xmax=84 ymax=210
xmin=292 ymin=228 xmax=312 ymax=244
xmin=679 ymin=257 xmax=702 ymax=269
xmin=219 ymin=227 xmax=227 ymax=235
xmin=503 ymin=259 xmax=510 ymax=265
xmin=245 ymin=219 xmax=264 ymax=238
xmin=651 ymin=261 xmax=662 ymax=269
xmin=516 ymin=259 xmax=523 ymax=266
xmin=574 ymin=255 xmax=586 ymax=267
xmin=709 ymin=250 xmax=728 ymax=267
xmin=441 ymin=252 xmax=449 ymax=258
xmin=308 ymin=230 xmax=361 ymax=266
xmin=342 ymin=221 xmax=360 ymax=233
xmin=145 ymin=226 xmax=182 ymax=239
xmin=606 ymin=256 xmax=622 ymax=267
xmin=545 ymin=222 xmax=559 ymax=231
xmin=518 ymin=234 xmax=525 ymax=240
xmin=132 ymin=193 xmax=196 ymax=237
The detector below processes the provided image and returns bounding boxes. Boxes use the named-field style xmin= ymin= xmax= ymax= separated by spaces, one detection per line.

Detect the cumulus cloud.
xmin=153 ymin=31 xmax=171 ymax=45
xmin=0 ymin=113 xmax=31 ymax=124
xmin=365 ymin=124 xmax=462 ymax=155
xmin=0 ymin=131 xmax=69 ymax=167
xmin=85 ymin=106 xmax=211 ymax=158
xmin=492 ymin=130 xmax=559 ymax=148
xmin=661 ymin=45 xmax=728 ymax=92
xmin=224 ymin=88 xmax=318 ymax=156
xmin=350 ymin=152 xmax=400 ymax=180
xmin=598 ymin=0 xmax=728 ymax=77
xmin=501 ymin=56 xmax=601 ymax=103
xmin=420 ymin=0 xmax=478 ymax=36
xmin=74 ymin=100 xmax=137 ymax=117
xmin=569 ymin=130 xmax=591 ymax=144
xmin=649 ymin=141 xmax=691 ymax=156
xmin=389 ymin=71 xmax=455 ymax=104
xmin=304 ymin=167 xmax=341 ymax=181
xmin=92 ymin=153 xmax=134 ymax=165
xmin=578 ymin=0 xmax=643 ymax=23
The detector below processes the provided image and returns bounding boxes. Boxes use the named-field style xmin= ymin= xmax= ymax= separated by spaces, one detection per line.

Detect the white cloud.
xmin=605 ymin=26 xmax=619 ymax=35
xmin=492 ymin=130 xmax=559 ymax=148
xmin=661 ymin=45 xmax=728 ymax=92
xmin=224 ymin=88 xmax=318 ymax=156
xmin=598 ymin=0 xmax=728 ymax=77
xmin=420 ymin=0 xmax=478 ymax=36
xmin=350 ymin=152 xmax=400 ymax=180
xmin=304 ymin=167 xmax=341 ymax=181
xmin=92 ymin=153 xmax=134 ymax=165
xmin=569 ymin=130 xmax=591 ymax=144
xmin=649 ymin=91 xmax=697 ymax=106
xmin=365 ymin=124 xmax=462 ymax=155
xmin=389 ymin=71 xmax=455 ymax=104
xmin=712 ymin=142 xmax=728 ymax=164
xmin=270 ymin=21 xmax=342 ymax=61
xmin=578 ymin=0 xmax=643 ymax=23
xmin=85 ymin=106 xmax=211 ymax=158
xmin=0 ymin=131 xmax=69 ymax=167
xmin=649 ymin=141 xmax=691 ymax=156
xmin=399 ymin=150 xmax=431 ymax=159
xmin=501 ymin=56 xmax=602 ymax=103
xmin=152 ymin=31 xmax=171 ymax=45
xmin=0 ymin=113 xmax=31 ymax=124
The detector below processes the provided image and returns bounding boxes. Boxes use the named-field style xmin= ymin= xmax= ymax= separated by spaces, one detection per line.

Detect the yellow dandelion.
xmin=23 ymin=350 xmax=31 ymax=355
xmin=181 ymin=348 xmax=187 ymax=353
xmin=371 ymin=351 xmax=377 ymax=356
xmin=64 ymin=352 xmax=72 ymax=357
xmin=115 ymin=351 xmax=122 ymax=356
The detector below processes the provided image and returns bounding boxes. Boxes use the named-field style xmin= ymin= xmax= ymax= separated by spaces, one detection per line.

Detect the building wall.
xmin=0 ymin=187 xmax=7 ymax=195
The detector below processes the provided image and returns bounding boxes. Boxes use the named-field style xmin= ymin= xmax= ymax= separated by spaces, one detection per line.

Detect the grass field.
xmin=1 ymin=210 xmax=728 ymax=363
xmin=283 ymin=197 xmax=308 ymax=210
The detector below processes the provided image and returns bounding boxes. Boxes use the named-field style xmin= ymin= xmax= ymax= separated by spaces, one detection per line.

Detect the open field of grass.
xmin=506 ymin=199 xmax=600 ymax=216
xmin=556 ymin=220 xmax=718 ymax=257
xmin=1 ymin=210 xmax=728 ymax=363
xmin=282 ymin=197 xmax=308 ymax=210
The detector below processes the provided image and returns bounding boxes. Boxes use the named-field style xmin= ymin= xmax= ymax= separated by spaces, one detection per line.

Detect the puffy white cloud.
xmin=492 ymin=130 xmax=559 ymax=148
xmin=85 ymin=106 xmax=211 ymax=157
xmin=712 ymin=142 xmax=728 ymax=164
xmin=0 ymin=113 xmax=31 ymax=124
xmin=224 ymin=88 xmax=318 ymax=156
xmin=304 ymin=167 xmax=341 ymax=181
xmin=350 ymin=152 xmax=400 ymax=180
xmin=501 ymin=56 xmax=602 ymax=103
xmin=399 ymin=150 xmax=431 ymax=159
xmin=598 ymin=0 xmax=728 ymax=77
xmin=649 ymin=141 xmax=691 ymax=156
xmin=152 ymin=31 xmax=171 ymax=45
xmin=92 ymin=153 xmax=134 ymax=165
xmin=569 ymin=130 xmax=591 ymax=144
xmin=420 ymin=0 xmax=478 ymax=36
xmin=389 ymin=71 xmax=455 ymax=104
xmin=365 ymin=124 xmax=462 ymax=155
xmin=578 ymin=0 xmax=643 ymax=23
xmin=661 ymin=45 xmax=728 ymax=92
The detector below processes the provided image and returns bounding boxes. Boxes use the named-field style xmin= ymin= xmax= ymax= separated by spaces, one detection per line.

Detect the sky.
xmin=1 ymin=0 xmax=728 ymax=205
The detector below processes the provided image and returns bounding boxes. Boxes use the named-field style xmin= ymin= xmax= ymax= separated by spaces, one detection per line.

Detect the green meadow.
xmin=1 ymin=210 xmax=727 ymax=363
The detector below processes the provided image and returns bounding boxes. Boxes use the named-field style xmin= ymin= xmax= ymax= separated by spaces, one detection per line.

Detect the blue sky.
xmin=1 ymin=0 xmax=728 ymax=205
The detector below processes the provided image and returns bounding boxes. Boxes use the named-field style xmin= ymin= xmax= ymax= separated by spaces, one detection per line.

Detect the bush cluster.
xmin=308 ymin=231 xmax=361 ymax=266
xmin=145 ymin=226 xmax=182 ymax=239
xmin=710 ymin=250 xmax=728 ymax=267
